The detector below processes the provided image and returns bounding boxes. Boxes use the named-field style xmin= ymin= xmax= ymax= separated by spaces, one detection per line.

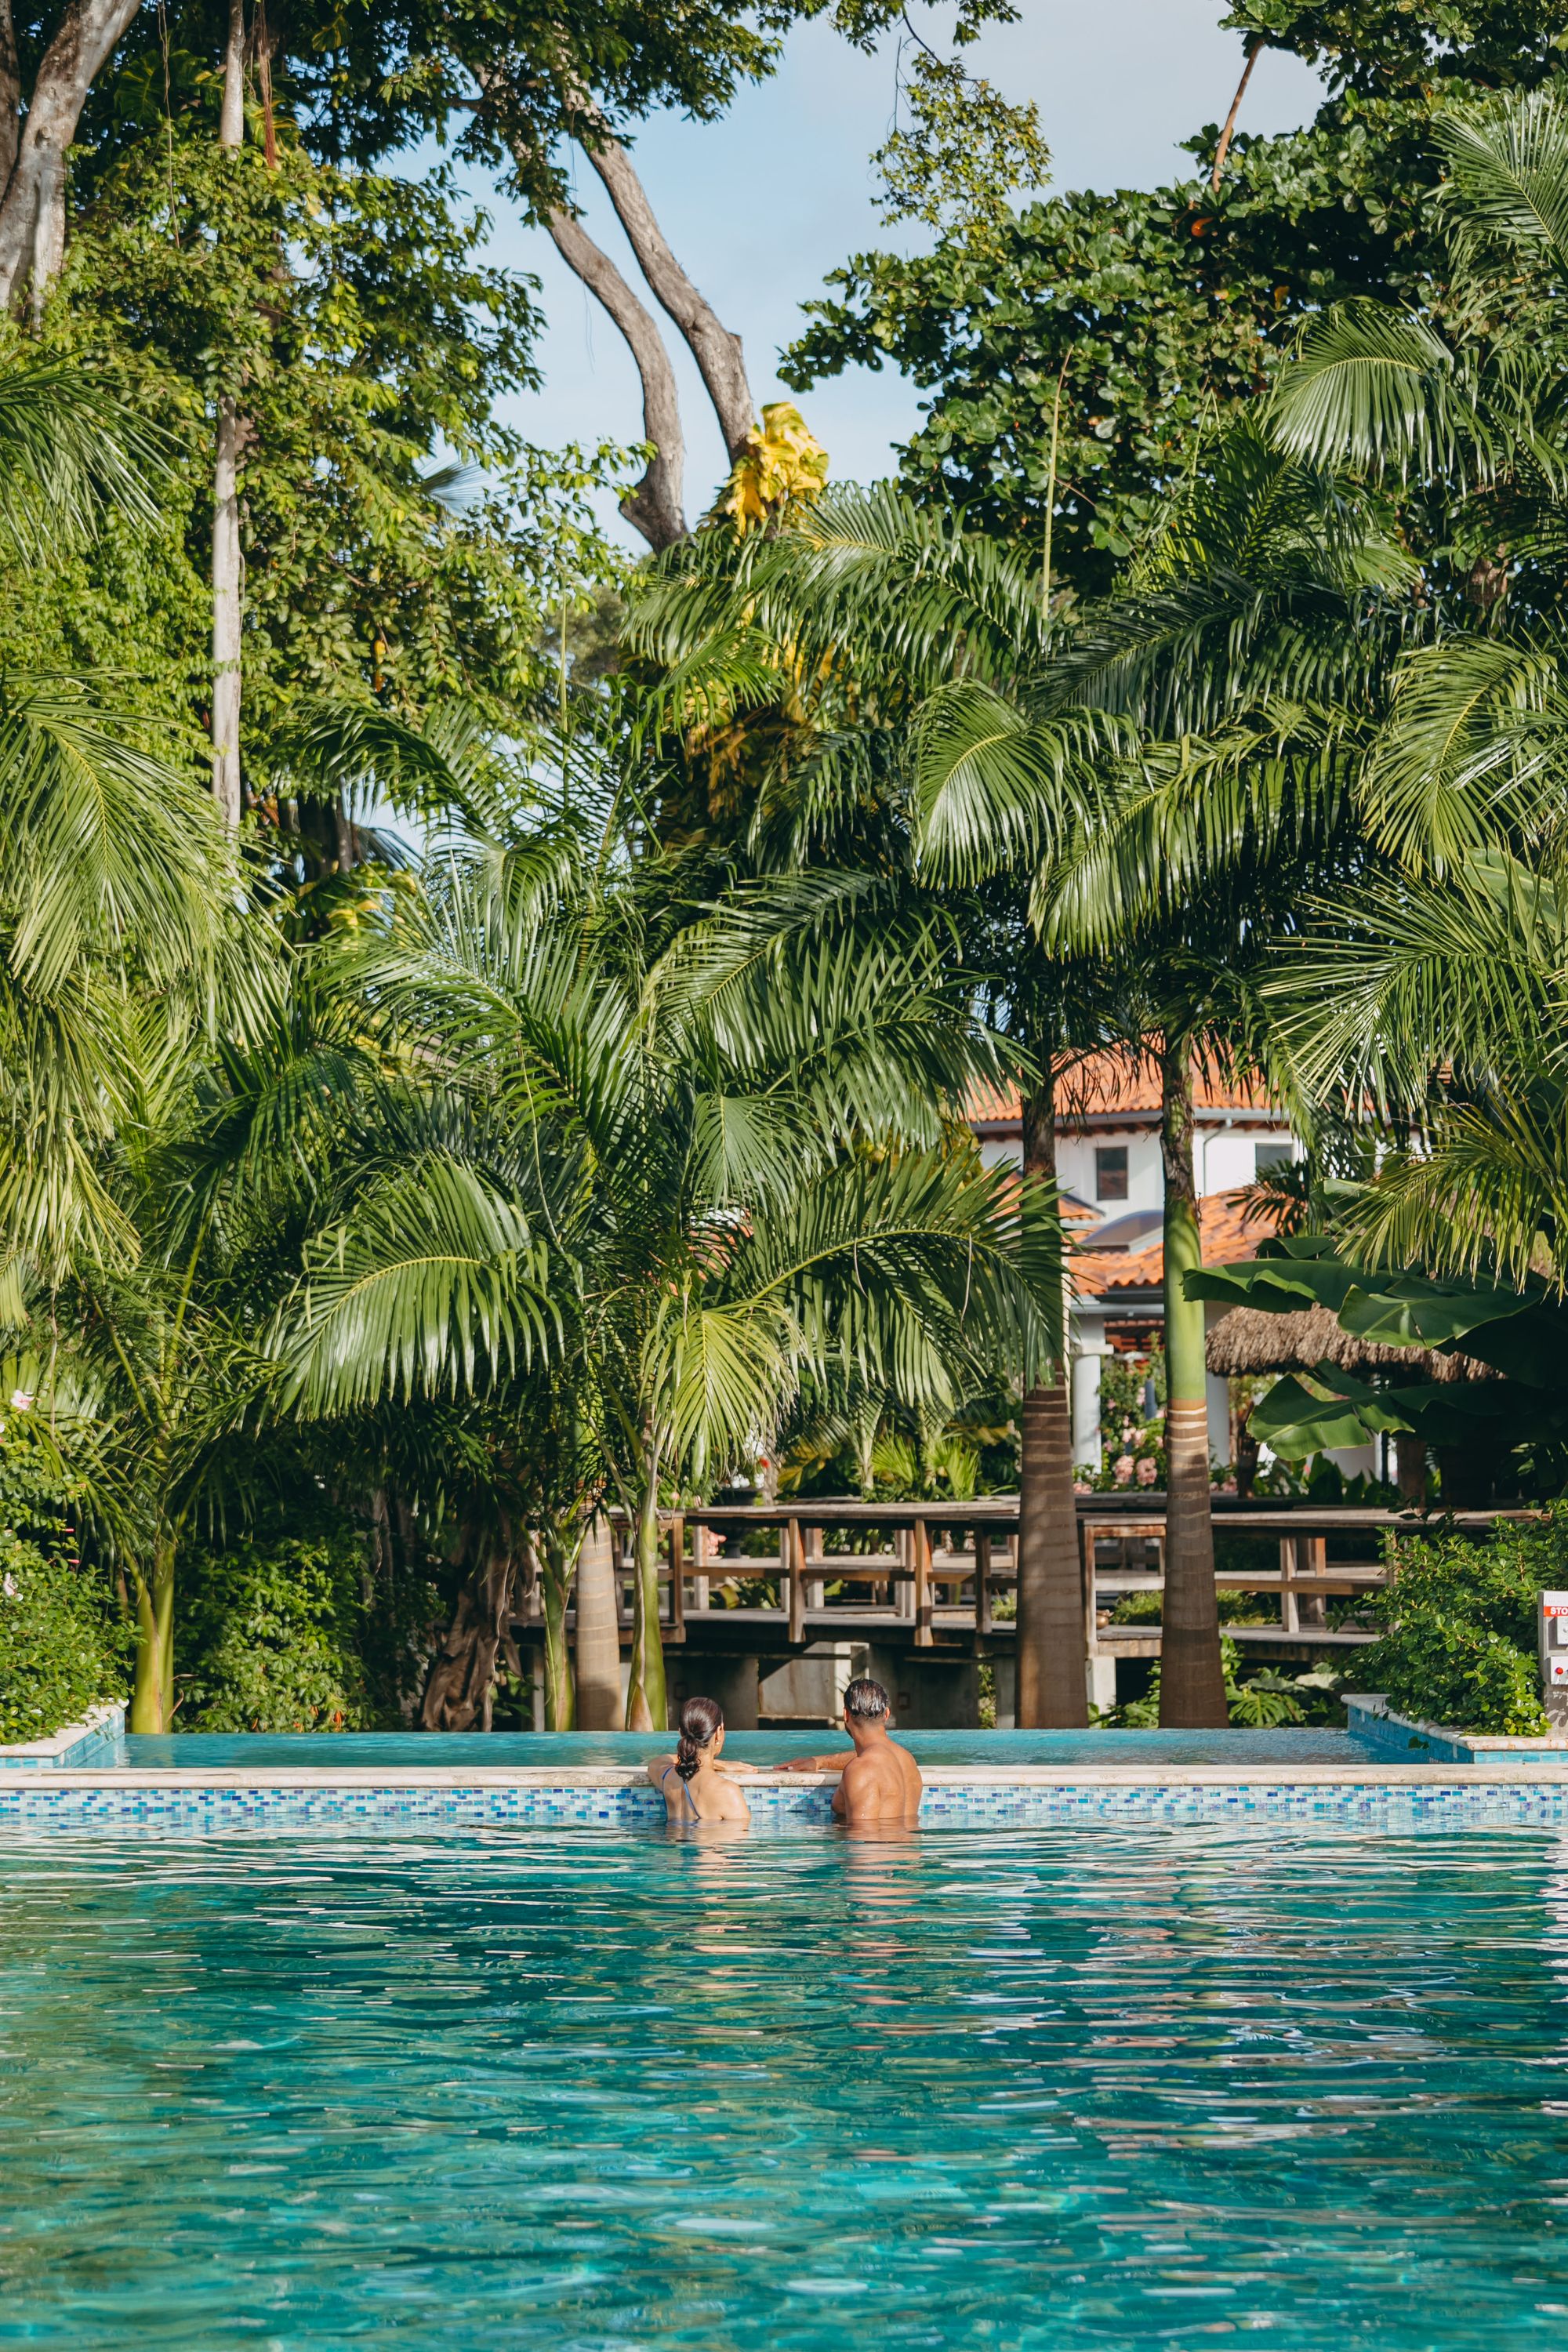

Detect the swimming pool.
xmin=121 ymin=1725 xmax=1363 ymax=1769
xmin=5 ymin=1824 xmax=1568 ymax=2347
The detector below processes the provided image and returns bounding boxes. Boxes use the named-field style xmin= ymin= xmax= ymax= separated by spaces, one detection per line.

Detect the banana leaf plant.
xmin=1187 ymin=1235 xmax=1568 ymax=1461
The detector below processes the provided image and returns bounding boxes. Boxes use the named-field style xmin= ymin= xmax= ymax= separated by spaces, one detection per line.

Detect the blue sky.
xmin=474 ymin=2 xmax=1326 ymax=537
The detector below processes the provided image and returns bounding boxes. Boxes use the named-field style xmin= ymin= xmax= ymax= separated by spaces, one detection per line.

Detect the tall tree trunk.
xmin=212 ymin=397 xmax=243 ymax=826
xmin=219 ymin=0 xmax=245 ymax=144
xmin=581 ymin=129 xmax=755 ymax=461
xmin=210 ymin=0 xmax=245 ymax=829
xmin=1395 ymin=1431 xmax=1428 ymax=1507
xmin=574 ymin=1515 xmax=621 ymax=1729
xmin=0 ymin=2 xmax=19 ymax=191
xmin=1014 ymin=1062 xmax=1088 ymax=1725
xmin=539 ymin=1523 xmax=579 ymax=1731
xmin=1158 ymin=1037 xmax=1228 ymax=1726
xmin=129 ymin=1538 xmax=176 ymax=1733
xmin=332 ymin=790 xmax=356 ymax=871
xmin=419 ymin=1537 xmax=518 ymax=1731
xmin=624 ymin=1449 xmax=668 ymax=1732
xmin=0 ymin=0 xmax=142 ymax=311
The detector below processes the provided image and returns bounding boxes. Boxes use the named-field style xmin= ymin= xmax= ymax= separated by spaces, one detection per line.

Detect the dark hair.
xmin=675 ymin=1695 xmax=724 ymax=1780
xmin=844 ymin=1675 xmax=889 ymax=1721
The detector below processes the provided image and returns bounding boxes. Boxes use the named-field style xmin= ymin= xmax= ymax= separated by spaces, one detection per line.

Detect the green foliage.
xmin=0 ymin=1537 xmax=125 ymax=1744
xmin=1105 ymin=1635 xmax=1322 ymax=1728
xmin=786 ymin=4 xmax=1568 ymax=601
xmin=873 ymin=48 xmax=1050 ymax=239
xmin=181 ymin=1523 xmax=373 ymax=1733
xmin=1347 ymin=1514 xmax=1568 ymax=1734
xmin=20 ymin=129 xmax=630 ymax=795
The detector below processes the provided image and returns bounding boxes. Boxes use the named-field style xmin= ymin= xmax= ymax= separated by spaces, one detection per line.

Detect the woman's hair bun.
xmin=674 ymin=1693 xmax=724 ymax=1780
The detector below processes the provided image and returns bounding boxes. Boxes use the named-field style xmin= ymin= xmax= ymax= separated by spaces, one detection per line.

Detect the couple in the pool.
xmin=646 ymin=1675 xmax=922 ymax=1829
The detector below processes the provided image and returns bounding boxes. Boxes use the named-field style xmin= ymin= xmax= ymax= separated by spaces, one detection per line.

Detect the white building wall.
xmin=1055 ymin=1129 xmax=1164 ymax=1215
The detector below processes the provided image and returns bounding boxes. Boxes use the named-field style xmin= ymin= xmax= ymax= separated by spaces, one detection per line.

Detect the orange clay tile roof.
xmin=1072 ymin=1188 xmax=1268 ymax=1299
xmin=970 ymin=1047 xmax=1277 ymax=1127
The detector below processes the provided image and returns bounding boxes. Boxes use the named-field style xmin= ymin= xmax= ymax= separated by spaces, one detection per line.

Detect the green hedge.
xmin=0 ymin=1536 xmax=125 ymax=1744
xmin=181 ymin=1527 xmax=372 ymax=1733
xmin=1349 ymin=1514 xmax=1568 ymax=1737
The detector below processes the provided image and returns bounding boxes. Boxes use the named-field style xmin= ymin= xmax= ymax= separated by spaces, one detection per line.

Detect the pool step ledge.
xmin=1343 ymin=1692 xmax=1568 ymax=1762
xmin=0 ymin=1700 xmax=127 ymax=1772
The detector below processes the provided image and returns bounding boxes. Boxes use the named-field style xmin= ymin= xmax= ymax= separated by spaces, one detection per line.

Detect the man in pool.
xmin=775 ymin=1675 xmax=923 ymax=1826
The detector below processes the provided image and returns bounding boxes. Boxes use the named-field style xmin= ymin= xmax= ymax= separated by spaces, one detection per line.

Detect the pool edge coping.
xmin=27 ymin=1761 xmax=1568 ymax=1791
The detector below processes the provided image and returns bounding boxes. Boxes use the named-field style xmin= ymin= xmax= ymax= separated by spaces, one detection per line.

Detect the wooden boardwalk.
xmin=515 ymin=1496 xmax=1535 ymax=1668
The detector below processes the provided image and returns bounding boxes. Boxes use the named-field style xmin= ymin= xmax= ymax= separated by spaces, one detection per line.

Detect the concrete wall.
xmin=759 ymin=1643 xmax=867 ymax=1724
xmin=867 ymin=1645 xmax=981 ymax=1730
xmin=668 ymin=1653 xmax=761 ymax=1732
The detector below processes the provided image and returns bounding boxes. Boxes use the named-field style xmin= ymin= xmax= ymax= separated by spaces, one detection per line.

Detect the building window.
xmin=1094 ymin=1145 xmax=1129 ymax=1201
xmin=1254 ymin=1142 xmax=1295 ymax=1174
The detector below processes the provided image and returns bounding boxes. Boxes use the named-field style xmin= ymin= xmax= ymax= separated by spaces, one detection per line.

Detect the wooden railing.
xmin=562 ymin=1497 xmax=1535 ymax=1654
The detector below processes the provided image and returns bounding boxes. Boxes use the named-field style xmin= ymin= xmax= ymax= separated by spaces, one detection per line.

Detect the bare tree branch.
xmin=535 ymin=175 xmax=688 ymax=549
xmin=1210 ymin=38 xmax=1261 ymax=194
xmin=582 ymin=130 xmax=755 ymax=462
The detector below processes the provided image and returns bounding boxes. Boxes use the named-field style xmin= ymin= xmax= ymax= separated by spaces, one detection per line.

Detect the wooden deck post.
xmin=975 ymin=1530 xmax=993 ymax=1636
xmin=1279 ymin=1534 xmax=1298 ymax=1635
xmin=804 ymin=1523 xmax=825 ymax=1609
xmin=786 ymin=1519 xmax=807 ymax=1642
xmin=691 ymin=1519 xmax=710 ymax=1613
xmin=666 ymin=1514 xmax=686 ymax=1642
xmin=1297 ymin=1531 xmax=1327 ymax=1629
xmin=913 ymin=1515 xmax=934 ymax=1648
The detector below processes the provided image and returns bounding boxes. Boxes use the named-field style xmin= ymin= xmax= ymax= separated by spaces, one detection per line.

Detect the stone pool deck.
xmin=13 ymin=1760 xmax=1568 ymax=1831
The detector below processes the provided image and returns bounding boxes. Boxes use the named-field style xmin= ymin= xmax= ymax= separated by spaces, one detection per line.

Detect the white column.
xmin=1071 ymin=1339 xmax=1105 ymax=1469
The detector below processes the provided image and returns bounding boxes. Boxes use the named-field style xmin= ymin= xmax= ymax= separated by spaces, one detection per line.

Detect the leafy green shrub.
xmin=1347 ymin=1514 xmax=1568 ymax=1736
xmin=0 ymin=1536 xmax=125 ymax=1743
xmin=1360 ymin=1613 xmax=1546 ymax=1737
xmin=182 ymin=1529 xmax=371 ymax=1733
xmin=1102 ymin=1638 xmax=1319 ymax=1730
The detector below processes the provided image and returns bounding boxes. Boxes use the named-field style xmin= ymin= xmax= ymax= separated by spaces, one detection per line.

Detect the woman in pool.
xmin=648 ymin=1696 xmax=753 ymax=1823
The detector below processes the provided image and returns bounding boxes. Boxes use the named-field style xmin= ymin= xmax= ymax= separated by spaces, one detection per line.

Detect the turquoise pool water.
xmin=5 ymin=1828 xmax=1568 ymax=2347
xmin=122 ymin=1726 xmax=1361 ymax=1769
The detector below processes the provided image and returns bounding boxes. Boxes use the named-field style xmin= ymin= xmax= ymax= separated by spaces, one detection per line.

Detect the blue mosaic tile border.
xmin=9 ymin=1777 xmax=1568 ymax=1831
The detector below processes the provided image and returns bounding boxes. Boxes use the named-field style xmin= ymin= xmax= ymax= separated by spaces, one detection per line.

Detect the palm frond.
xmin=274 ymin=1156 xmax=561 ymax=1414
xmin=1437 ymin=89 xmax=1568 ymax=278
xmin=1270 ymin=302 xmax=1472 ymax=476
xmin=0 ymin=358 xmax=166 ymax=557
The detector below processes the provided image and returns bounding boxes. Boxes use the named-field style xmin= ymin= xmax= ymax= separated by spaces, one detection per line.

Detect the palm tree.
xmin=633 ymin=437 xmax=1403 ymax=1723
xmin=260 ymin=738 xmax=1050 ymax=1731
xmin=0 ymin=355 xmax=233 ymax=1282
xmin=630 ymin=488 xmax=1135 ymax=1726
xmin=1242 ymin=89 xmax=1568 ymax=1348
xmin=0 ymin=356 xmax=263 ymax=1728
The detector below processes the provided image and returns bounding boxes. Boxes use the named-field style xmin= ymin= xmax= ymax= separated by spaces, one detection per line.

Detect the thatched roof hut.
xmin=1205 ymin=1305 xmax=1497 ymax=1385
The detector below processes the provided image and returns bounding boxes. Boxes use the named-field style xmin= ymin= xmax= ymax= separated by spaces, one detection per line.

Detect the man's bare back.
xmin=777 ymin=1675 xmax=923 ymax=1827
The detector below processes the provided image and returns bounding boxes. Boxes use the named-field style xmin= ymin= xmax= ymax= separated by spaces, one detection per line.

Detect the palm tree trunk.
xmin=211 ymin=0 xmax=245 ymax=830
xmin=539 ymin=1523 xmax=579 ymax=1731
xmin=1158 ymin=1037 xmax=1228 ymax=1726
xmin=625 ymin=1448 xmax=668 ymax=1733
xmin=1014 ymin=1066 xmax=1087 ymax=1725
xmin=129 ymin=1541 xmax=176 ymax=1733
xmin=574 ymin=1516 xmax=621 ymax=1729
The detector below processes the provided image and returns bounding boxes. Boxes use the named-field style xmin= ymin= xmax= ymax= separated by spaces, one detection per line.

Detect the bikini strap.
xmin=659 ymin=1762 xmax=700 ymax=1818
